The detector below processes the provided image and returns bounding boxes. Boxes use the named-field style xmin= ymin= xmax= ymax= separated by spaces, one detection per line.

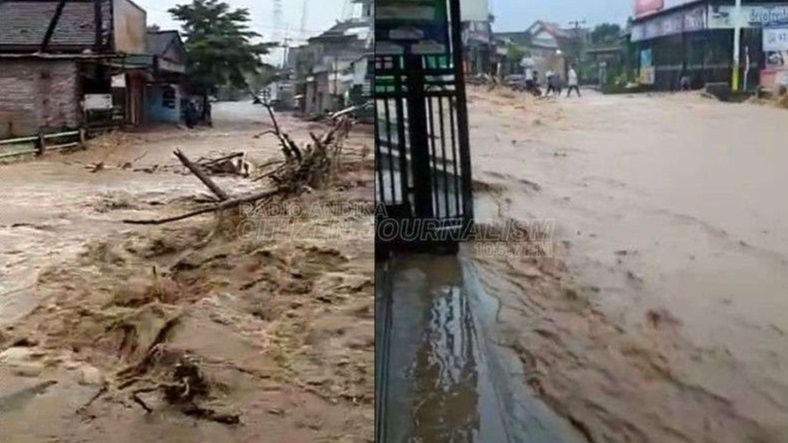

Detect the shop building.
xmin=630 ymin=0 xmax=788 ymax=91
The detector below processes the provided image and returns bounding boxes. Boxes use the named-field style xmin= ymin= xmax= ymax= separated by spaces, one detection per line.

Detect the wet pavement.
xmin=376 ymin=253 xmax=585 ymax=442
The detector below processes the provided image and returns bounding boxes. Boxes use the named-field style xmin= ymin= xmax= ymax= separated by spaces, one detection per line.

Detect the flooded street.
xmin=0 ymin=104 xmax=274 ymax=326
xmin=0 ymin=103 xmax=375 ymax=442
xmin=464 ymin=87 xmax=788 ymax=441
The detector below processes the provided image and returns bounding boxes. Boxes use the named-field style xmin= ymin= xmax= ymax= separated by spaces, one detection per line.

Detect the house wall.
xmin=146 ymin=84 xmax=181 ymax=123
xmin=532 ymin=30 xmax=559 ymax=49
xmin=0 ymin=60 xmax=81 ymax=139
xmin=113 ymin=0 xmax=147 ymax=54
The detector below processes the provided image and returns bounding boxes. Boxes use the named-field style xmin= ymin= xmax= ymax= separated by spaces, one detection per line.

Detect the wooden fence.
xmin=0 ymin=127 xmax=112 ymax=161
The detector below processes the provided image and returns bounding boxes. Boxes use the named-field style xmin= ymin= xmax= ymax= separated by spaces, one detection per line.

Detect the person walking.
xmin=184 ymin=100 xmax=198 ymax=129
xmin=567 ymin=65 xmax=581 ymax=97
xmin=524 ymin=66 xmax=535 ymax=92
xmin=545 ymin=69 xmax=556 ymax=96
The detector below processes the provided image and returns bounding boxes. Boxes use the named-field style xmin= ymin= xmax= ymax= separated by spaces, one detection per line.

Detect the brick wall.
xmin=0 ymin=60 xmax=80 ymax=139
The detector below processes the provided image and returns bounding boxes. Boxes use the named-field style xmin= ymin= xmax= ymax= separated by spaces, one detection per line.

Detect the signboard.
xmin=84 ymin=94 xmax=113 ymax=110
xmin=708 ymin=5 xmax=788 ymax=29
xmin=635 ymin=0 xmax=665 ymax=18
xmin=460 ymin=0 xmax=489 ymax=21
xmin=111 ymin=74 xmax=126 ymax=88
xmin=778 ymin=70 xmax=788 ymax=86
xmin=760 ymin=68 xmax=788 ymax=87
xmin=631 ymin=6 xmax=707 ymax=42
xmin=376 ymin=0 xmax=449 ymax=55
xmin=683 ymin=6 xmax=706 ymax=32
xmin=764 ymin=26 xmax=788 ymax=52
xmin=639 ymin=48 xmax=655 ymax=85
xmin=764 ymin=26 xmax=788 ymax=72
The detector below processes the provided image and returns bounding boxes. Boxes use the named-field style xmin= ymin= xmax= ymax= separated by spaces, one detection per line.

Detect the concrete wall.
xmin=113 ymin=0 xmax=147 ymax=54
xmin=0 ymin=60 xmax=81 ymax=139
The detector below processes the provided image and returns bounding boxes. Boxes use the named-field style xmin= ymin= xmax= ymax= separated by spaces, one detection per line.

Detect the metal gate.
xmin=374 ymin=0 xmax=474 ymax=253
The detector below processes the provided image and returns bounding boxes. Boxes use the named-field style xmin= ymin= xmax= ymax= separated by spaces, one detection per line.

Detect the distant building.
xmin=464 ymin=17 xmax=495 ymax=76
xmin=296 ymin=0 xmax=372 ymax=116
xmin=495 ymin=20 xmax=589 ymax=82
xmin=141 ymin=30 xmax=188 ymax=123
xmin=630 ymin=0 xmax=788 ymax=91
xmin=0 ymin=0 xmax=187 ymax=139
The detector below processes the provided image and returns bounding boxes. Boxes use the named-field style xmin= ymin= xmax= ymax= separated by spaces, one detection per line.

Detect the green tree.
xmin=590 ymin=23 xmax=622 ymax=46
xmin=169 ymin=0 xmax=273 ymax=93
xmin=507 ymin=45 xmax=526 ymax=64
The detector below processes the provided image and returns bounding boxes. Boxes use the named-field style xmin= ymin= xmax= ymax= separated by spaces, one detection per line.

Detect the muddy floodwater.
xmin=0 ymin=103 xmax=375 ymax=441
xmin=464 ymin=88 xmax=788 ymax=441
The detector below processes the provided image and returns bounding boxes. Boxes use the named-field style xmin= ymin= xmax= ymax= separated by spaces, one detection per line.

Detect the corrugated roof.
xmin=0 ymin=1 xmax=96 ymax=48
xmin=146 ymin=31 xmax=178 ymax=56
xmin=309 ymin=18 xmax=371 ymax=42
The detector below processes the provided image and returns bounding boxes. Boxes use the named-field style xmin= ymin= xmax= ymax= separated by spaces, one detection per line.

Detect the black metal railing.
xmin=374 ymin=0 xmax=474 ymax=253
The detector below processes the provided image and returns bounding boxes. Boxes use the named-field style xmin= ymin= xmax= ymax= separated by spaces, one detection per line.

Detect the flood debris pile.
xmin=0 ymin=106 xmax=374 ymax=440
xmin=123 ymin=106 xmax=356 ymax=227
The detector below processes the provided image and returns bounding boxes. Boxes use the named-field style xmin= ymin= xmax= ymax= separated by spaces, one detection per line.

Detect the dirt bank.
xmin=0 ymin=103 xmax=374 ymax=442
xmin=467 ymin=86 xmax=788 ymax=442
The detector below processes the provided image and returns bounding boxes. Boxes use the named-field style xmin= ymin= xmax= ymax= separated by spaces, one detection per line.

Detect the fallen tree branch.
xmin=174 ymin=149 xmax=229 ymax=201
xmin=122 ymin=188 xmax=283 ymax=225
xmin=200 ymin=152 xmax=244 ymax=167
xmin=130 ymin=386 xmax=158 ymax=413
xmin=75 ymin=384 xmax=108 ymax=416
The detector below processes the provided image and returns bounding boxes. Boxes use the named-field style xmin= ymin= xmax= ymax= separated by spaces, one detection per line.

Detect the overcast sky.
xmin=135 ymin=0 xmax=696 ymax=40
xmin=489 ymin=0 xmax=693 ymax=31
xmin=136 ymin=0 xmax=354 ymax=44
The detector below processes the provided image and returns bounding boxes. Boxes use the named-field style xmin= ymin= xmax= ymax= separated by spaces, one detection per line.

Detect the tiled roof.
xmin=0 ymin=1 xmax=97 ymax=48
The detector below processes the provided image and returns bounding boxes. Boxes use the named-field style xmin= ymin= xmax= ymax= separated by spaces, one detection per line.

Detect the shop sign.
xmin=661 ymin=13 xmax=682 ymax=35
xmin=631 ymin=6 xmax=707 ymax=42
xmin=645 ymin=20 xmax=661 ymax=39
xmin=778 ymin=70 xmax=788 ymax=86
xmin=460 ymin=0 xmax=489 ymax=22
xmin=683 ymin=6 xmax=707 ymax=32
xmin=640 ymin=67 xmax=656 ymax=84
xmin=708 ymin=5 xmax=788 ymax=29
xmin=639 ymin=48 xmax=655 ymax=85
xmin=84 ymin=94 xmax=113 ymax=110
xmin=634 ymin=0 xmax=665 ymax=18
xmin=111 ymin=74 xmax=126 ymax=88
xmin=376 ymin=0 xmax=449 ymax=55
xmin=764 ymin=26 xmax=788 ymax=70
xmin=631 ymin=23 xmax=646 ymax=41
xmin=764 ymin=26 xmax=788 ymax=52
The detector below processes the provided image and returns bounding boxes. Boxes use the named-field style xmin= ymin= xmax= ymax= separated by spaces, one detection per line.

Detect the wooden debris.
xmin=122 ymin=188 xmax=282 ymax=225
xmin=123 ymin=97 xmax=354 ymax=226
xmin=174 ymin=149 xmax=229 ymax=201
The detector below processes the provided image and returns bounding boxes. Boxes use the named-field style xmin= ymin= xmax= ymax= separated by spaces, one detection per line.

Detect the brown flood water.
xmin=465 ymin=88 xmax=788 ymax=441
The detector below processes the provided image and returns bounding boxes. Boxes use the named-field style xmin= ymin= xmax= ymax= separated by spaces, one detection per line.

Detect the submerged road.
xmin=465 ymin=88 xmax=788 ymax=441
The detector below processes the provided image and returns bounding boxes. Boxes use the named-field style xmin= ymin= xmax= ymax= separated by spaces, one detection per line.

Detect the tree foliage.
xmin=507 ymin=44 xmax=526 ymax=63
xmin=590 ymin=23 xmax=622 ymax=46
xmin=169 ymin=0 xmax=274 ymax=92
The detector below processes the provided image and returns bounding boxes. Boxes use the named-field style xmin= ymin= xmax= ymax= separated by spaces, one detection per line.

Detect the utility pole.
xmin=568 ymin=20 xmax=586 ymax=74
xmin=281 ymin=34 xmax=292 ymax=68
xmin=300 ymin=0 xmax=309 ymax=40
xmin=731 ymin=0 xmax=742 ymax=91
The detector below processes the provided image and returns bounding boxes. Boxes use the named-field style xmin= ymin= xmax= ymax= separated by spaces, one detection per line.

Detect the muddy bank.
xmin=467 ymin=86 xmax=788 ymax=441
xmin=0 ymin=103 xmax=375 ymax=442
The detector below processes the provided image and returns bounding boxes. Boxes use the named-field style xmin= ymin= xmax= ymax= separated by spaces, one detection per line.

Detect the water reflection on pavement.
xmin=376 ymin=254 xmax=583 ymax=443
